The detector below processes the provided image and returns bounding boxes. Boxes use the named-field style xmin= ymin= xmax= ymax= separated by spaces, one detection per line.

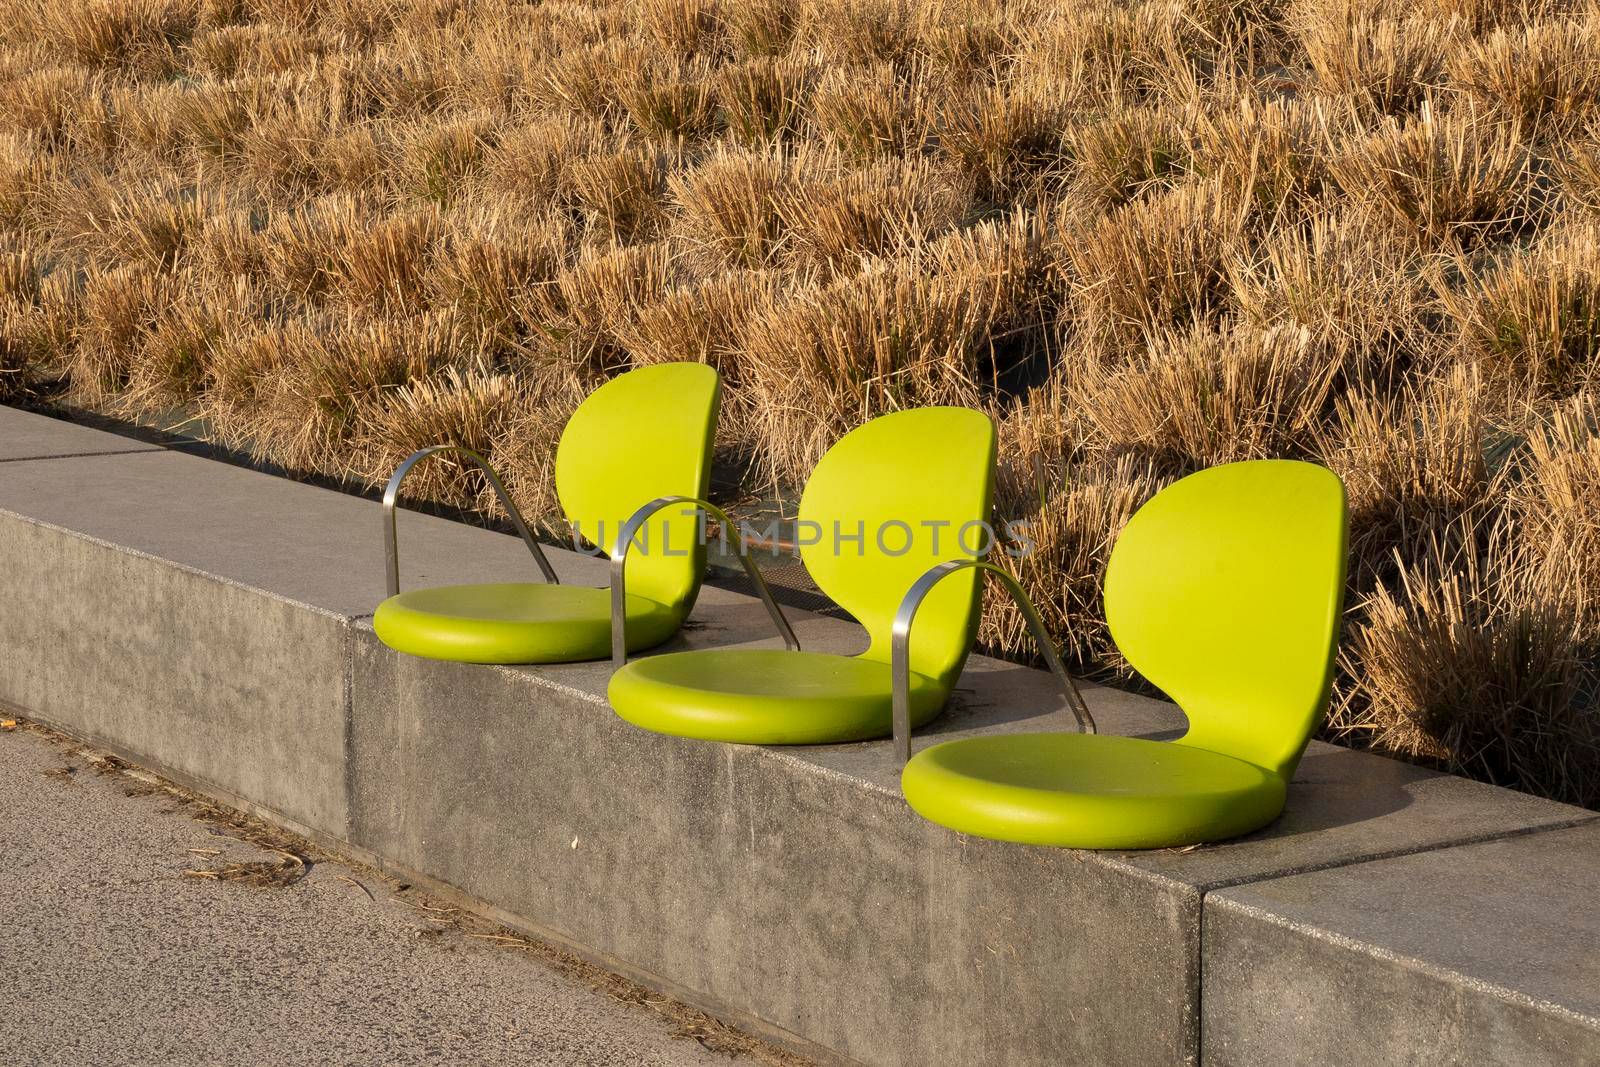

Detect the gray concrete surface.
xmin=353 ymin=632 xmax=1198 ymax=1065
xmin=0 ymin=723 xmax=771 ymax=1067
xmin=4 ymin=406 xmax=1600 ymax=1066
xmin=350 ymin=620 xmax=1597 ymax=1066
xmin=0 ymin=511 xmax=351 ymax=836
xmin=0 ymin=447 xmax=596 ymax=615
xmin=1203 ymin=821 xmax=1600 ymax=1066
xmin=0 ymin=406 xmax=162 ymax=462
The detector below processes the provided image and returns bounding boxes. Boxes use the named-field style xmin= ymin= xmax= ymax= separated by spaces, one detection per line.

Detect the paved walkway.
xmin=0 ymin=722 xmax=790 ymax=1066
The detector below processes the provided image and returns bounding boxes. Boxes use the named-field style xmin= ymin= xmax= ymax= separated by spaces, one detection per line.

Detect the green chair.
xmin=373 ymin=362 xmax=722 ymax=664
xmin=606 ymin=406 xmax=997 ymax=744
xmin=898 ymin=459 xmax=1348 ymax=849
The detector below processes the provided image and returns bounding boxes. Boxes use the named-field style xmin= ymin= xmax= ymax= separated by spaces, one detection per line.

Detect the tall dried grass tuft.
xmin=539 ymin=38 xmax=643 ymax=118
xmin=0 ymin=133 xmax=53 ymax=226
xmin=1440 ymin=221 xmax=1600 ymax=402
xmin=20 ymin=0 xmax=199 ymax=76
xmin=984 ymin=430 xmax=1167 ymax=674
xmin=245 ymin=309 xmax=480 ymax=473
xmin=44 ymin=172 xmax=223 ymax=269
xmin=1317 ymin=368 xmax=1494 ymax=582
xmin=621 ymin=268 xmax=779 ymax=374
xmin=569 ymin=144 xmax=671 ymax=243
xmin=70 ymin=263 xmax=176 ymax=402
xmin=1061 ymin=183 xmax=1248 ymax=346
xmin=1559 ymin=122 xmax=1600 ymax=211
xmin=801 ymin=0 xmax=917 ymax=66
xmin=117 ymin=273 xmax=255 ymax=411
xmin=554 ymin=241 xmax=682 ymax=375
xmin=1069 ymin=323 xmax=1343 ymax=472
xmin=495 ymin=369 xmax=591 ymax=531
xmin=739 ymin=257 xmax=992 ymax=481
xmin=724 ymin=0 xmax=797 ymax=57
xmin=1513 ymin=394 xmax=1600 ymax=638
xmin=808 ymin=62 xmax=926 ymax=158
xmin=0 ymin=302 xmax=48 ymax=401
xmin=939 ymin=80 xmax=1071 ymax=205
xmin=325 ymin=208 xmax=445 ymax=309
xmin=0 ymin=66 xmax=99 ymax=145
xmin=1445 ymin=19 xmax=1600 ymax=127
xmin=1065 ymin=105 xmax=1191 ymax=208
xmin=614 ymin=55 xmax=719 ymax=140
xmin=1292 ymin=0 xmax=1458 ymax=115
xmin=1189 ymin=96 xmax=1336 ymax=218
xmin=188 ymin=22 xmax=316 ymax=79
xmin=913 ymin=1 xmax=1012 ymax=83
xmin=774 ymin=154 xmax=970 ymax=270
xmin=240 ymin=112 xmax=382 ymax=199
xmin=713 ymin=55 xmax=813 ymax=145
xmin=638 ymin=0 xmax=723 ymax=58
xmin=350 ymin=363 xmax=534 ymax=511
xmin=1341 ymin=521 xmax=1600 ymax=806
xmin=0 ymin=240 xmax=43 ymax=304
xmin=397 ymin=114 xmax=497 ymax=206
xmin=670 ymin=147 xmax=793 ymax=269
xmin=1330 ymin=103 xmax=1538 ymax=247
xmin=0 ymin=241 xmax=64 ymax=401
xmin=1227 ymin=214 xmax=1428 ymax=373
xmin=428 ymin=210 xmax=571 ymax=341
xmin=483 ymin=115 xmax=611 ymax=210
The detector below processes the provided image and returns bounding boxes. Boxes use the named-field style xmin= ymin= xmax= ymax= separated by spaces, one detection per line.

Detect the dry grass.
xmin=1059 ymin=182 xmax=1249 ymax=348
xmin=983 ymin=439 xmax=1164 ymax=675
xmin=1319 ymin=369 xmax=1495 ymax=584
xmin=669 ymin=146 xmax=794 ymax=270
xmin=1292 ymin=0 xmax=1457 ymax=115
xmin=1513 ymin=396 xmax=1600 ymax=633
xmin=1335 ymin=518 xmax=1600 ymax=802
xmin=1440 ymin=220 xmax=1600 ymax=403
xmin=1069 ymin=322 xmax=1342 ymax=469
xmin=1329 ymin=103 xmax=1539 ymax=248
xmin=1445 ymin=19 xmax=1600 ymax=128
xmin=3 ymin=0 xmax=1600 ymax=805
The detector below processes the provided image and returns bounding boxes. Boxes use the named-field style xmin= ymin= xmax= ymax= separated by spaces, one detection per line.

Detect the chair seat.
xmin=901 ymin=732 xmax=1285 ymax=849
xmin=373 ymin=583 xmax=679 ymax=664
xmin=607 ymin=649 xmax=947 ymax=745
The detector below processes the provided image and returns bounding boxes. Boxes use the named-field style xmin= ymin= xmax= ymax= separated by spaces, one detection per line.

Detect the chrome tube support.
xmin=611 ymin=495 xmax=800 ymax=668
xmin=891 ymin=559 xmax=1096 ymax=766
xmin=382 ymin=446 xmax=559 ymax=598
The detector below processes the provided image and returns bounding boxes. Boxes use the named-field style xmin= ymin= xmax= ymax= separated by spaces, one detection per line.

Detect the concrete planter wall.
xmin=3 ymin=406 xmax=1597 ymax=1065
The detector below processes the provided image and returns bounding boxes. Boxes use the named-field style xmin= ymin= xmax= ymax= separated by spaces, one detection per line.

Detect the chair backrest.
xmin=1103 ymin=459 xmax=1348 ymax=780
xmin=555 ymin=363 xmax=720 ymax=611
xmin=798 ymin=407 xmax=996 ymax=688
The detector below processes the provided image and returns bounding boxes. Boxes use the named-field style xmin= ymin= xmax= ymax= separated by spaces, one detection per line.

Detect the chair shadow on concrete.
xmin=1248 ymin=744 xmax=1422 ymax=841
xmin=902 ymin=659 xmax=1421 ymax=844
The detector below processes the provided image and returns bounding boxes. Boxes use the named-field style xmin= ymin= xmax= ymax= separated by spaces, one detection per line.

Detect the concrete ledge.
xmin=345 ymin=630 xmax=1595 ymax=1064
xmin=1203 ymin=822 xmax=1600 ymax=1065
xmin=0 ymin=406 xmax=163 ymax=462
xmin=3 ymin=406 xmax=1597 ymax=1064
xmin=352 ymin=631 xmax=1203 ymax=1063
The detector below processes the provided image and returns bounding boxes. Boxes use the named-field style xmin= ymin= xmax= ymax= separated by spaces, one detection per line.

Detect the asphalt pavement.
xmin=0 ymin=721 xmax=796 ymax=1067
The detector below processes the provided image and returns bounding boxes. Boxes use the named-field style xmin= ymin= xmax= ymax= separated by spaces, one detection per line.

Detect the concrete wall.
xmin=1203 ymin=821 xmax=1600 ymax=1065
xmin=0 ymin=514 xmax=350 ymax=832
xmin=3 ymin=405 xmax=1597 ymax=1065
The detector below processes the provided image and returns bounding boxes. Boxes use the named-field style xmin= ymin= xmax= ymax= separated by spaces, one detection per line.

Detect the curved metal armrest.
xmin=610 ymin=495 xmax=800 ymax=668
xmin=383 ymin=446 xmax=559 ymax=598
xmin=891 ymin=559 xmax=1095 ymax=766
